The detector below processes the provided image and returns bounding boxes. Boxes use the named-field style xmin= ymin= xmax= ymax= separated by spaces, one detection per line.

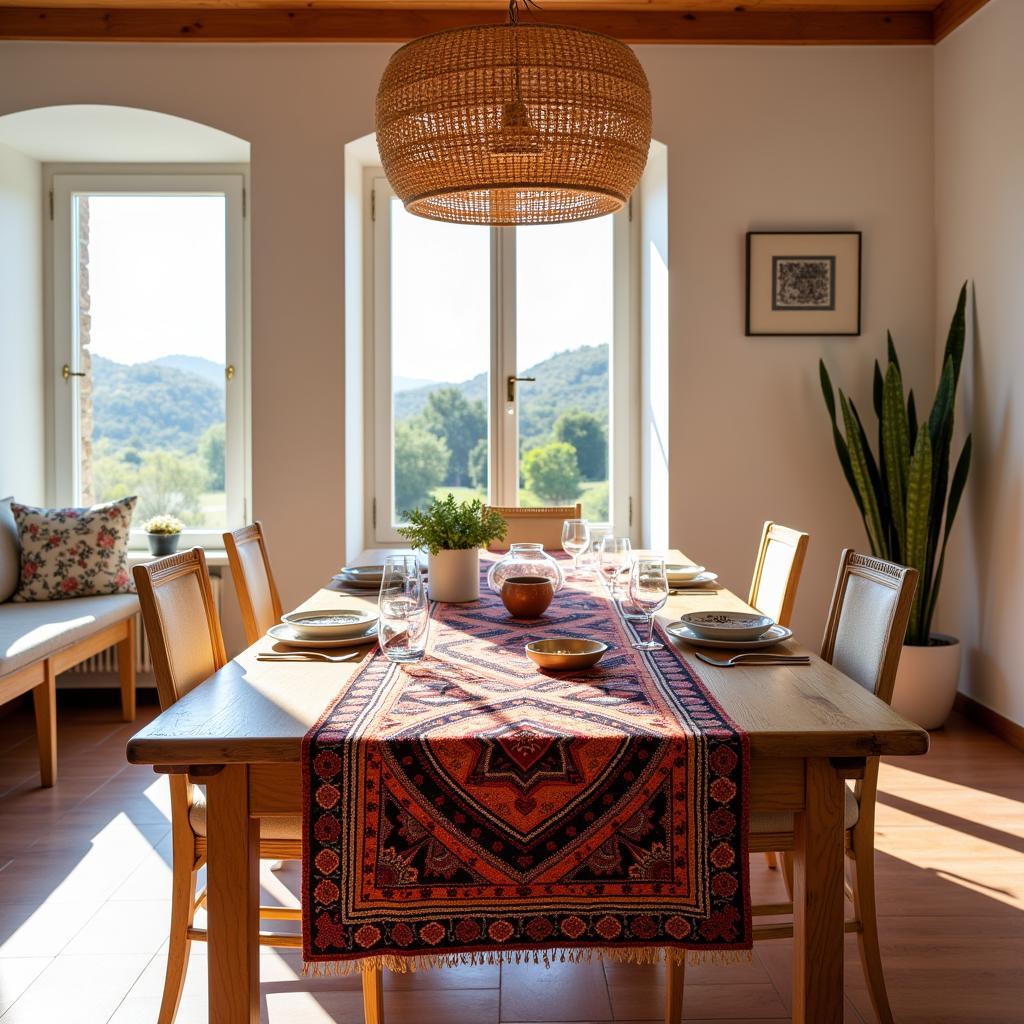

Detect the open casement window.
xmin=368 ymin=175 xmax=639 ymax=546
xmin=50 ymin=173 xmax=249 ymax=548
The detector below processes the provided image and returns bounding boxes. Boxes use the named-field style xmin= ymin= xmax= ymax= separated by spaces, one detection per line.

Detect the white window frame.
xmin=48 ymin=170 xmax=250 ymax=548
xmin=366 ymin=173 xmax=640 ymax=547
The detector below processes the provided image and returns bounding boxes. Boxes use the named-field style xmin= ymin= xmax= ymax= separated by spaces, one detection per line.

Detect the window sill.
xmin=126 ymin=548 xmax=230 ymax=568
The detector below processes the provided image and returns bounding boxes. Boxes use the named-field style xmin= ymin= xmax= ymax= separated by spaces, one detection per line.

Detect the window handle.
xmin=506 ymin=375 xmax=536 ymax=403
xmin=62 ymin=364 xmax=86 ymax=381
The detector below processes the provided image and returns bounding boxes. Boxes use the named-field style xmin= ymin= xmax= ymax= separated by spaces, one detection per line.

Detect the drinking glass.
xmin=628 ymin=557 xmax=669 ymax=650
xmin=378 ymin=560 xmax=429 ymax=662
xmin=581 ymin=522 xmax=611 ymax=577
xmin=561 ymin=519 xmax=591 ymax=576
xmin=599 ymin=536 xmax=632 ymax=599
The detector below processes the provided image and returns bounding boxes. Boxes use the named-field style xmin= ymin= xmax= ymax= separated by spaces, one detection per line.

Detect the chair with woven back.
xmin=133 ymin=548 xmax=304 ymax=1024
xmin=484 ymin=503 xmax=583 ymax=552
xmin=223 ymin=521 xmax=283 ymax=646
xmin=702 ymin=550 xmax=914 ymax=1024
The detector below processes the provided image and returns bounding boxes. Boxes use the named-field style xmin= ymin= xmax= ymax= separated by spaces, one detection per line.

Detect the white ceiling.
xmin=0 ymin=105 xmax=249 ymax=163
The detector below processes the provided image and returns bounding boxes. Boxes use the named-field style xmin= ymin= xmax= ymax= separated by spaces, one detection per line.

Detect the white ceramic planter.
xmin=891 ymin=633 xmax=962 ymax=730
xmin=428 ymin=548 xmax=480 ymax=603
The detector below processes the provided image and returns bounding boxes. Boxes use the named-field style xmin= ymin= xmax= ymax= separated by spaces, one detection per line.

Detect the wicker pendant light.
xmin=375 ymin=0 xmax=652 ymax=226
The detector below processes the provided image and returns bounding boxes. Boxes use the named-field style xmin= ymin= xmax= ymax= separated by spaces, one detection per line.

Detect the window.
xmin=50 ymin=173 xmax=248 ymax=545
xmin=369 ymin=176 xmax=637 ymax=544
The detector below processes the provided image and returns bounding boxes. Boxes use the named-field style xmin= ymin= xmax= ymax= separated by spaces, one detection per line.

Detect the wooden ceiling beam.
xmin=0 ymin=6 xmax=936 ymax=44
xmin=932 ymin=0 xmax=990 ymax=41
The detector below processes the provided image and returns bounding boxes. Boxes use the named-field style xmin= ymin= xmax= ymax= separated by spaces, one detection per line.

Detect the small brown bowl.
xmin=501 ymin=576 xmax=554 ymax=618
xmin=525 ymin=638 xmax=609 ymax=671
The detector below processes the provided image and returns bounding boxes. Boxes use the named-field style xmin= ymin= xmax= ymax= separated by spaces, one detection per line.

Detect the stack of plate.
xmin=331 ymin=564 xmax=387 ymax=590
xmin=267 ymin=607 xmax=379 ymax=649
xmin=666 ymin=610 xmax=792 ymax=650
xmin=665 ymin=563 xmax=718 ymax=588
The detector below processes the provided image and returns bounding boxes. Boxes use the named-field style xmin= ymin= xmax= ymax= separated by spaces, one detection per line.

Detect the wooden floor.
xmin=0 ymin=693 xmax=1021 ymax=1024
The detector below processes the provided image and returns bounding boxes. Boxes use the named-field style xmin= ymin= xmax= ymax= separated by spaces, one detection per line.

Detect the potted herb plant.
xmin=397 ymin=494 xmax=507 ymax=603
xmin=819 ymin=284 xmax=972 ymax=729
xmin=141 ymin=514 xmax=185 ymax=556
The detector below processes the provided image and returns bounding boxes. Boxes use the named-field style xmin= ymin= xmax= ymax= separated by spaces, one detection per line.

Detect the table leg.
xmin=206 ymin=764 xmax=259 ymax=1024
xmin=664 ymin=958 xmax=684 ymax=1024
xmin=792 ymin=757 xmax=845 ymax=1024
xmin=362 ymin=964 xmax=384 ymax=1024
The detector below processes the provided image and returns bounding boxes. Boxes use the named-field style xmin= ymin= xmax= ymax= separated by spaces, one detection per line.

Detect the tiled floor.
xmin=0 ymin=693 xmax=1022 ymax=1023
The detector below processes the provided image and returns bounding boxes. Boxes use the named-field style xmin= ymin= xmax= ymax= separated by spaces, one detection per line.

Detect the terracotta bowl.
xmin=501 ymin=576 xmax=555 ymax=618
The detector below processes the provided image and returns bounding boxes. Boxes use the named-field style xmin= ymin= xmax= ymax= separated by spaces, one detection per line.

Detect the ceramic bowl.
xmin=525 ymin=638 xmax=609 ymax=671
xmin=679 ymin=610 xmax=775 ymax=642
xmin=665 ymin=563 xmax=705 ymax=582
xmin=281 ymin=608 xmax=378 ymax=640
xmin=501 ymin=576 xmax=555 ymax=618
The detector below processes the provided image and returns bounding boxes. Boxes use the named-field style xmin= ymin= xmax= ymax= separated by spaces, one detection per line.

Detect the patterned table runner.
xmin=302 ymin=563 xmax=751 ymax=971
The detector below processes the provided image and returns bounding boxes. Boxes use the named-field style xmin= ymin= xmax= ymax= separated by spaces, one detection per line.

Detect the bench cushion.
xmin=0 ymin=498 xmax=17 ymax=604
xmin=0 ymin=593 xmax=139 ymax=678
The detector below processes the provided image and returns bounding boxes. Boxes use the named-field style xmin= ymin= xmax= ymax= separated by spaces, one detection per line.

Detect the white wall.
xmin=934 ymin=0 xmax=1024 ymax=727
xmin=643 ymin=45 xmax=935 ymax=643
xmin=0 ymin=42 xmax=936 ymax=642
xmin=0 ymin=141 xmax=45 ymax=504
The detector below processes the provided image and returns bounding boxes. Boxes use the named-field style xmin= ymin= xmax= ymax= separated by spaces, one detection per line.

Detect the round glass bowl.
xmin=487 ymin=543 xmax=564 ymax=595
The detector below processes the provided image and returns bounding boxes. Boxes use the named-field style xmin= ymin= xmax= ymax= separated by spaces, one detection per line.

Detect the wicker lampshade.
xmin=375 ymin=21 xmax=652 ymax=226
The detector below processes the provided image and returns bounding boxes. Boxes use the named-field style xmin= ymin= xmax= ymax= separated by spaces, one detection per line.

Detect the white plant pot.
xmin=891 ymin=633 xmax=962 ymax=730
xmin=428 ymin=548 xmax=480 ymax=603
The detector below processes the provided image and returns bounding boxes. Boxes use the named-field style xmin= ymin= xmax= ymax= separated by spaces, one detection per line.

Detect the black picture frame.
xmin=745 ymin=231 xmax=862 ymax=337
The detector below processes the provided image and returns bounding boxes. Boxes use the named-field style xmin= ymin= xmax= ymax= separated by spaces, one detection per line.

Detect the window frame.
xmin=366 ymin=173 xmax=640 ymax=547
xmin=47 ymin=169 xmax=250 ymax=548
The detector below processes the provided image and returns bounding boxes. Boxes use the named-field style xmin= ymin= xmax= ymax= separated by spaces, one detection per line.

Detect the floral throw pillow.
xmin=11 ymin=497 xmax=137 ymax=602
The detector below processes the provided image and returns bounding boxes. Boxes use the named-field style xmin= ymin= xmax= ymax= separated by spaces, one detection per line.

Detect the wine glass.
xmin=599 ymin=536 xmax=632 ymax=599
xmin=581 ymin=522 xmax=611 ymax=578
xmin=628 ymin=557 xmax=669 ymax=650
xmin=378 ymin=561 xmax=429 ymax=662
xmin=561 ymin=519 xmax=591 ymax=576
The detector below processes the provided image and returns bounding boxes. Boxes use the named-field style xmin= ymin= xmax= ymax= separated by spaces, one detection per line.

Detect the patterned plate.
xmin=267 ymin=622 xmax=379 ymax=648
xmin=665 ymin=621 xmax=794 ymax=650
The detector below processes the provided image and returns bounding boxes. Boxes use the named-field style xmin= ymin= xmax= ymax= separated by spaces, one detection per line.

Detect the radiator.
xmin=61 ymin=575 xmax=223 ymax=685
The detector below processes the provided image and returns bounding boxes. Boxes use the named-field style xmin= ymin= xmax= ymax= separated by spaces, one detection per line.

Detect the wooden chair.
xmin=224 ymin=521 xmax=283 ymax=645
xmin=749 ymin=521 xmax=808 ymax=872
xmin=748 ymin=520 xmax=809 ymax=628
xmin=484 ymin=503 xmax=583 ymax=552
xmin=133 ymin=549 xmax=303 ymax=1024
xmin=668 ymin=550 xmax=918 ymax=1024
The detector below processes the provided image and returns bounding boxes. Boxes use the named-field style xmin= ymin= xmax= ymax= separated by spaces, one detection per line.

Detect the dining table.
xmin=126 ymin=548 xmax=928 ymax=1024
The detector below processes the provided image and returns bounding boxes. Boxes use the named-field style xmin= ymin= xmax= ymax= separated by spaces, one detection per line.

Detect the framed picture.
xmin=745 ymin=231 xmax=861 ymax=336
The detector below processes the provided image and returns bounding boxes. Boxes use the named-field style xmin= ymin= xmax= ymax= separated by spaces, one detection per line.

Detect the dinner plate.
xmin=665 ymin=621 xmax=794 ymax=650
xmin=669 ymin=571 xmax=718 ymax=587
xmin=266 ymin=622 xmax=379 ymax=649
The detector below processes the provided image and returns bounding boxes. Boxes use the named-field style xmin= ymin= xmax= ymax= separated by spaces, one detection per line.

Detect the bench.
xmin=0 ymin=501 xmax=137 ymax=787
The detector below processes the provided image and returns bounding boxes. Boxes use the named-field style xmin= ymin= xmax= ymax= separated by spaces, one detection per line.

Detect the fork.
xmin=694 ymin=651 xmax=811 ymax=668
xmin=257 ymin=651 xmax=360 ymax=664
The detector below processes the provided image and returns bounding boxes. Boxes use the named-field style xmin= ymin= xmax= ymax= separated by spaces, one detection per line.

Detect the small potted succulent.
xmin=141 ymin=514 xmax=186 ymax=556
xmin=397 ymin=494 xmax=507 ymax=602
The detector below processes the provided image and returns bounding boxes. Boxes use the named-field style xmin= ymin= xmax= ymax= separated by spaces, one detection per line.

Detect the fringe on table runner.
xmin=302 ymin=945 xmax=753 ymax=977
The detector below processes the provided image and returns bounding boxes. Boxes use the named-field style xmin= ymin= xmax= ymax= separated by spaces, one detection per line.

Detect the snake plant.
xmin=819 ymin=284 xmax=972 ymax=646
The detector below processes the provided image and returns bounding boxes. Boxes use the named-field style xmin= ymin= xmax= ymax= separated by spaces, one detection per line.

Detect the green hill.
xmin=91 ymin=354 xmax=224 ymax=454
xmin=394 ymin=343 xmax=608 ymax=447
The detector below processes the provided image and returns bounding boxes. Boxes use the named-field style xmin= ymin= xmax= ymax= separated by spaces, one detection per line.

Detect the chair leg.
xmin=765 ymin=851 xmax=778 ymax=869
xmin=665 ymin=958 xmax=685 ymax=1024
xmin=362 ymin=964 xmax=384 ymax=1024
xmin=32 ymin=663 xmax=57 ymax=788
xmin=159 ymin=861 xmax=199 ymax=1024
xmin=117 ymin=618 xmax=137 ymax=722
xmin=850 ymin=836 xmax=895 ymax=1024
xmin=780 ymin=851 xmax=794 ymax=903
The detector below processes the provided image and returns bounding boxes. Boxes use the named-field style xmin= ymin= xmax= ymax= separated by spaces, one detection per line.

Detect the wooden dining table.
xmin=126 ymin=549 xmax=928 ymax=1024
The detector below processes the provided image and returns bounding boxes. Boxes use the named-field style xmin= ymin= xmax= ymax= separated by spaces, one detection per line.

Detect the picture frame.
xmin=745 ymin=231 xmax=862 ymax=336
